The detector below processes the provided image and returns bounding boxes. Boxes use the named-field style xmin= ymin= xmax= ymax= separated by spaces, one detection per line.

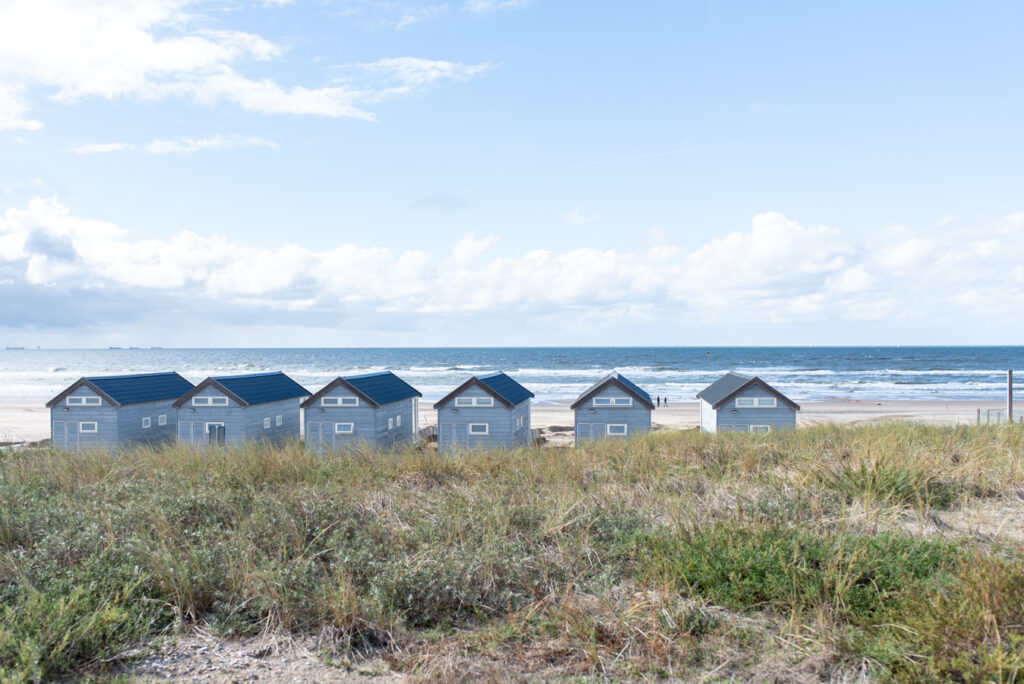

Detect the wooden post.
xmin=977 ymin=407 xmax=981 ymax=425
xmin=1009 ymin=370 xmax=1014 ymax=424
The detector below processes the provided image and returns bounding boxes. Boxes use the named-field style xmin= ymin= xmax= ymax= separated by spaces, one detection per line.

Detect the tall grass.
xmin=0 ymin=424 xmax=1022 ymax=680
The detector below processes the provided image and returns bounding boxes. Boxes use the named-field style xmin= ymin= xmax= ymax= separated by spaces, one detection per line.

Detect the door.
xmin=53 ymin=421 xmax=75 ymax=450
xmin=576 ymin=423 xmax=590 ymax=442
xmin=440 ymin=423 xmax=454 ymax=447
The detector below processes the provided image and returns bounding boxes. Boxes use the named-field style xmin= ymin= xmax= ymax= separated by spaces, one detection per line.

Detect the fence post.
xmin=977 ymin=407 xmax=981 ymax=425
xmin=1009 ymin=370 xmax=1015 ymax=424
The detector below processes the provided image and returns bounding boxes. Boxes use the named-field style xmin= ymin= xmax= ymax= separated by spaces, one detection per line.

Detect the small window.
xmin=613 ymin=397 xmax=632 ymax=406
xmin=735 ymin=398 xmax=756 ymax=408
xmin=455 ymin=396 xmax=493 ymax=407
xmin=607 ymin=424 xmax=628 ymax=435
xmin=193 ymin=396 xmax=228 ymax=407
xmin=388 ymin=417 xmax=394 ymax=430
xmin=396 ymin=414 xmax=401 ymax=427
xmin=756 ymin=398 xmax=777 ymax=408
xmin=750 ymin=425 xmax=771 ymax=433
xmin=335 ymin=422 xmax=354 ymax=434
xmin=468 ymin=423 xmax=489 ymax=435
xmin=322 ymin=396 xmax=358 ymax=407
xmin=158 ymin=414 xmax=167 ymax=426
xmin=263 ymin=417 xmax=271 ymax=429
xmin=594 ymin=397 xmax=632 ymax=407
xmin=79 ymin=422 xmax=98 ymax=433
xmin=593 ymin=397 xmax=613 ymax=406
xmin=67 ymin=396 xmax=101 ymax=406
xmin=142 ymin=417 xmax=151 ymax=429
xmin=275 ymin=415 xmax=283 ymax=426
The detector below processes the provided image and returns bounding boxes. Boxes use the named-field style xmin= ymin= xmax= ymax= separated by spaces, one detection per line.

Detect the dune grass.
xmin=0 ymin=424 xmax=1023 ymax=681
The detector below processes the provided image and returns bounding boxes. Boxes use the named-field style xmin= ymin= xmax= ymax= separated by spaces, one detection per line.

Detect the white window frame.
xmin=388 ymin=417 xmax=394 ymax=430
xmin=193 ymin=396 xmax=229 ymax=407
xmin=455 ymin=396 xmax=494 ymax=407
xmin=468 ymin=423 xmax=489 ymax=435
xmin=67 ymin=396 xmax=101 ymax=406
xmin=335 ymin=422 xmax=354 ymax=435
xmin=750 ymin=425 xmax=772 ymax=433
xmin=205 ymin=421 xmax=224 ymax=436
xmin=263 ymin=417 xmax=271 ymax=429
xmin=396 ymin=414 xmax=401 ymax=427
xmin=736 ymin=397 xmax=777 ymax=409
xmin=79 ymin=421 xmax=98 ymax=433
xmin=607 ymin=424 xmax=628 ymax=436
xmin=142 ymin=417 xmax=151 ymax=429
xmin=593 ymin=397 xmax=633 ymax=408
xmin=275 ymin=415 xmax=283 ymax=427
xmin=158 ymin=414 xmax=167 ymax=426
xmin=322 ymin=396 xmax=358 ymax=407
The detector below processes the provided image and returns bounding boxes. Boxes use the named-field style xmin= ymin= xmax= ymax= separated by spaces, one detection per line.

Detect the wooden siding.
xmin=50 ymin=385 xmax=118 ymax=451
xmin=436 ymin=384 xmax=530 ymax=451
xmin=304 ymin=385 xmax=417 ymax=452
xmin=574 ymin=383 xmax=651 ymax=442
xmin=244 ymin=398 xmax=302 ymax=444
xmin=115 ymin=399 xmax=179 ymax=447
xmin=176 ymin=384 xmax=246 ymax=446
xmin=714 ymin=384 xmax=797 ymax=432
xmin=699 ymin=398 xmax=716 ymax=433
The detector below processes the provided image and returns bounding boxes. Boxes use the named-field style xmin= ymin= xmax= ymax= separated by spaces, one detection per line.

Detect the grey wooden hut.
xmin=697 ymin=372 xmax=799 ymax=433
xmin=572 ymin=371 xmax=655 ymax=441
xmin=46 ymin=372 xmax=194 ymax=451
xmin=173 ymin=371 xmax=309 ymax=446
xmin=434 ymin=372 xmax=533 ymax=450
xmin=302 ymin=371 xmax=422 ymax=451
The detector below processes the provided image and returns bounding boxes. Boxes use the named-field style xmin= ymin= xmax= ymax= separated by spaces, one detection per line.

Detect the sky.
xmin=1 ymin=0 xmax=1023 ymax=347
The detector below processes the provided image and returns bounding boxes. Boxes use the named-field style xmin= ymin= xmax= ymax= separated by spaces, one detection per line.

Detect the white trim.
xmin=263 ymin=417 xmax=271 ymax=429
xmin=749 ymin=425 xmax=772 ymax=433
xmin=458 ymin=395 xmax=493 ymax=405
xmin=388 ymin=417 xmax=394 ymax=430
xmin=79 ymin=421 xmax=98 ymax=433
xmin=158 ymin=414 xmax=167 ymax=426
xmin=607 ymin=424 xmax=628 ymax=436
xmin=468 ymin=423 xmax=489 ymax=435
xmin=593 ymin=397 xmax=633 ymax=407
xmin=205 ymin=421 xmax=224 ymax=429
xmin=142 ymin=417 xmax=151 ymax=429
xmin=193 ymin=396 xmax=229 ymax=407
xmin=67 ymin=396 xmax=101 ymax=406
xmin=335 ymin=422 xmax=354 ymax=434
xmin=735 ymin=397 xmax=777 ymax=409
xmin=396 ymin=414 xmax=401 ymax=427
xmin=322 ymin=396 xmax=358 ymax=407
xmin=275 ymin=415 xmax=283 ymax=427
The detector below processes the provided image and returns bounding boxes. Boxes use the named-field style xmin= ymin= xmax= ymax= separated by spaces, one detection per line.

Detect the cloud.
xmin=72 ymin=135 xmax=277 ymax=154
xmin=464 ymin=0 xmax=531 ymax=12
xmin=565 ymin=208 xmax=597 ymax=226
xmin=71 ymin=142 xmax=136 ymax=154
xmin=0 ymin=0 xmax=490 ymax=125
xmin=410 ymin=193 xmax=468 ymax=210
xmin=1 ymin=197 xmax=1023 ymax=340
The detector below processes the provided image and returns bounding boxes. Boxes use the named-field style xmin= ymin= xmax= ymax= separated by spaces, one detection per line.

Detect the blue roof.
xmin=570 ymin=371 xmax=654 ymax=410
xmin=82 ymin=372 xmax=193 ymax=406
xmin=344 ymin=371 xmax=422 ymax=405
xmin=614 ymin=373 xmax=653 ymax=406
xmin=478 ymin=372 xmax=534 ymax=406
xmin=213 ymin=372 xmax=309 ymax=405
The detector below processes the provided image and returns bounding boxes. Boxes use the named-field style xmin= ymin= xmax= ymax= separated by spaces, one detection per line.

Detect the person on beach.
xmin=657 ymin=396 xmax=661 ymax=407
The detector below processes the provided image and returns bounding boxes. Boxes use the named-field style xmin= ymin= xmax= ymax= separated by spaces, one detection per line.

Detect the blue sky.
xmin=1 ymin=0 xmax=1023 ymax=346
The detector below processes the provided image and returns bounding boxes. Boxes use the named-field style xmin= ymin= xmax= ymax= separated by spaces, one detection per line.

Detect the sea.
xmin=1 ymin=347 xmax=1021 ymax=404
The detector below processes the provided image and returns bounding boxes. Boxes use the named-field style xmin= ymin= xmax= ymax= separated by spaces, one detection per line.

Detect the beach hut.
xmin=173 ymin=371 xmax=309 ymax=446
xmin=571 ymin=371 xmax=655 ymax=441
xmin=696 ymin=372 xmax=799 ymax=433
xmin=434 ymin=372 xmax=534 ymax=450
xmin=46 ymin=372 xmax=194 ymax=451
xmin=302 ymin=371 xmax=422 ymax=451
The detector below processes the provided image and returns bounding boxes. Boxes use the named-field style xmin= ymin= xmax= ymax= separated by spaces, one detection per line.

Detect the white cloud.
xmin=464 ymin=0 xmax=531 ymax=12
xmin=2 ymin=198 xmax=1023 ymax=337
xmin=0 ymin=0 xmax=489 ymax=125
xmin=71 ymin=142 xmax=137 ymax=154
xmin=565 ymin=208 xmax=598 ymax=226
xmin=143 ymin=134 xmax=277 ymax=154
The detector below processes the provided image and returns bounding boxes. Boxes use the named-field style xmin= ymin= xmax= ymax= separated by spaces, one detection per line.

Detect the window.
xmin=263 ymin=417 xmax=271 ymax=429
xmin=593 ymin=397 xmax=632 ymax=407
xmin=388 ymin=417 xmax=394 ymax=430
xmin=468 ymin=423 xmax=489 ymax=435
xmin=193 ymin=396 xmax=228 ymax=407
xmin=322 ymin=396 xmax=358 ymax=407
xmin=158 ymin=414 xmax=167 ymax=426
xmin=142 ymin=417 xmax=151 ymax=429
xmin=736 ymin=397 xmax=777 ymax=408
xmin=607 ymin=424 xmax=628 ymax=436
xmin=67 ymin=396 xmax=101 ymax=406
xmin=79 ymin=422 xmax=98 ymax=433
xmin=335 ymin=423 xmax=354 ymax=434
xmin=749 ymin=425 xmax=771 ymax=433
xmin=275 ymin=415 xmax=283 ymax=427
xmin=455 ymin=396 xmax=494 ymax=407
xmin=396 ymin=415 xmax=401 ymax=427
xmin=516 ymin=415 xmax=526 ymax=429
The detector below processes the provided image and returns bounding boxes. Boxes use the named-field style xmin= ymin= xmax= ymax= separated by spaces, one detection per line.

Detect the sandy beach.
xmin=1 ymin=398 xmax=1011 ymax=446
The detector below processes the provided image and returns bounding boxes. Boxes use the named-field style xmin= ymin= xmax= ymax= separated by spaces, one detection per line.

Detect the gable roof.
xmin=433 ymin=371 xmax=534 ymax=409
xmin=46 ymin=372 xmax=194 ymax=408
xmin=696 ymin=371 xmax=800 ymax=410
xmin=570 ymin=372 xmax=655 ymax=410
xmin=301 ymin=371 xmax=422 ymax=409
xmin=173 ymin=372 xmax=309 ymax=408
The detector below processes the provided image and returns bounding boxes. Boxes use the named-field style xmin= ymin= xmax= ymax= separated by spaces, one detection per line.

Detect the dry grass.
xmin=1 ymin=424 xmax=1023 ymax=681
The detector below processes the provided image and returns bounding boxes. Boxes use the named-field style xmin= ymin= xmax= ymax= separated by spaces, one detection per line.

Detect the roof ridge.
xmin=88 ymin=371 xmax=180 ymax=380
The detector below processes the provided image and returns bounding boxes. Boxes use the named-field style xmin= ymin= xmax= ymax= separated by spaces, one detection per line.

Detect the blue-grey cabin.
xmin=173 ymin=372 xmax=309 ymax=446
xmin=46 ymin=372 xmax=194 ymax=451
xmin=572 ymin=372 xmax=655 ymax=442
xmin=696 ymin=372 xmax=799 ymax=433
xmin=434 ymin=372 xmax=534 ymax=450
xmin=302 ymin=371 xmax=422 ymax=451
